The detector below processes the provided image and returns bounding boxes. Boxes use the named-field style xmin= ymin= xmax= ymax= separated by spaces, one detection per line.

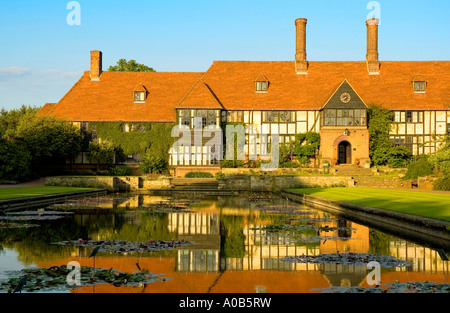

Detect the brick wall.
xmin=320 ymin=127 xmax=370 ymax=164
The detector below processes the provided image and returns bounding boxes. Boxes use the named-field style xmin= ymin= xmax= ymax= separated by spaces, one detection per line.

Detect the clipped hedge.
xmin=185 ymin=172 xmax=214 ymax=178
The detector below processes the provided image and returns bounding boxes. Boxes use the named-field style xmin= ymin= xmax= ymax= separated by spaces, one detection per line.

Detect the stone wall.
xmin=46 ymin=176 xmax=172 ymax=192
xmin=218 ymin=174 xmax=406 ymax=191
xmin=219 ymin=175 xmax=351 ymax=191
xmin=221 ymin=168 xmax=327 ymax=176
xmin=46 ymin=176 xmax=117 ymax=192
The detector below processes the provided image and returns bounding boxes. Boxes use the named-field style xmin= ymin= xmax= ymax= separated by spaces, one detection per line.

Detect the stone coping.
xmin=0 ymin=189 xmax=107 ymax=213
xmin=281 ymin=190 xmax=450 ymax=244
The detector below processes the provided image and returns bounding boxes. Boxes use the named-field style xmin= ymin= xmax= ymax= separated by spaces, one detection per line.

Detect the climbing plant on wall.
xmin=87 ymin=122 xmax=176 ymax=161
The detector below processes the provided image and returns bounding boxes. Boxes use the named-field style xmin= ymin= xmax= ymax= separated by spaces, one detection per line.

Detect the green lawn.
xmin=289 ymin=188 xmax=450 ymax=222
xmin=0 ymin=186 xmax=95 ymax=201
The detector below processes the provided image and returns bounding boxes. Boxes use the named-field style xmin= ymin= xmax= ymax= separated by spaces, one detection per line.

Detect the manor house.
xmin=39 ymin=18 xmax=450 ymax=172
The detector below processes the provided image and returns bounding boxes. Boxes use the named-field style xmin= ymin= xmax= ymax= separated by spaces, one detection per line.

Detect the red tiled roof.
xmin=38 ymin=60 xmax=450 ymax=122
xmin=39 ymin=103 xmax=58 ymax=115
xmin=38 ymin=71 xmax=203 ymax=122
xmin=200 ymin=61 xmax=450 ymax=111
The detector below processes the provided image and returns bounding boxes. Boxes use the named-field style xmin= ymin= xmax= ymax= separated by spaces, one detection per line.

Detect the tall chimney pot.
xmin=366 ymin=18 xmax=380 ymax=75
xmin=90 ymin=50 xmax=102 ymax=81
xmin=295 ymin=18 xmax=308 ymax=74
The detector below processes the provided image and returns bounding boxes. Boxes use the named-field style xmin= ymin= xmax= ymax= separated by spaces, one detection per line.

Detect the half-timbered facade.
xmin=39 ymin=18 xmax=450 ymax=169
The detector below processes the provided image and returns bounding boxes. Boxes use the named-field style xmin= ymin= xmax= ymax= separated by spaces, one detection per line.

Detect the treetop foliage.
xmin=108 ymin=59 xmax=155 ymax=72
xmin=0 ymin=106 xmax=82 ymax=182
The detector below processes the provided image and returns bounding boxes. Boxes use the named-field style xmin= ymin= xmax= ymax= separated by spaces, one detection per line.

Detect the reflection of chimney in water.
xmin=338 ymin=219 xmax=352 ymax=238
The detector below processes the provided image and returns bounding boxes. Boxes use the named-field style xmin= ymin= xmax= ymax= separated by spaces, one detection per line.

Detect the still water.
xmin=0 ymin=193 xmax=448 ymax=293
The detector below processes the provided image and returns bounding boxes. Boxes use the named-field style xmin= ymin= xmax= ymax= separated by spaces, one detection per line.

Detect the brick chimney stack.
xmin=366 ymin=18 xmax=380 ymax=75
xmin=295 ymin=18 xmax=308 ymax=75
xmin=90 ymin=50 xmax=102 ymax=81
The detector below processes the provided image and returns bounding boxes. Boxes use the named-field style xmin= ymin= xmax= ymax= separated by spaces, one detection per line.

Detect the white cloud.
xmin=0 ymin=66 xmax=31 ymax=77
xmin=42 ymin=68 xmax=83 ymax=80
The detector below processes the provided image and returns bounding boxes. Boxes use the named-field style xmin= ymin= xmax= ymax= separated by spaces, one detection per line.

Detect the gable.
xmin=322 ymin=80 xmax=367 ymax=110
xmin=177 ymin=80 xmax=224 ymax=109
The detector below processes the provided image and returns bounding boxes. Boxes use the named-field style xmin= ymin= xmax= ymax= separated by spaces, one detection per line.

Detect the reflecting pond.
xmin=0 ymin=193 xmax=449 ymax=293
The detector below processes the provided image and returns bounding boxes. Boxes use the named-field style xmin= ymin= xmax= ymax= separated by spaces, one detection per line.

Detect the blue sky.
xmin=0 ymin=0 xmax=449 ymax=110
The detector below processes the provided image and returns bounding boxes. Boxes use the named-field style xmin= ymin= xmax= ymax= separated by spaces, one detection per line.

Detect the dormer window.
xmin=134 ymin=91 xmax=146 ymax=102
xmin=256 ymin=81 xmax=268 ymax=92
xmin=414 ymin=81 xmax=426 ymax=93
xmin=255 ymin=73 xmax=269 ymax=93
xmin=133 ymin=83 xmax=148 ymax=103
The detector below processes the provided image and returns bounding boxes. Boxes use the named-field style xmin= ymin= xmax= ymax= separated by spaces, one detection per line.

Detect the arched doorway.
xmin=338 ymin=141 xmax=352 ymax=165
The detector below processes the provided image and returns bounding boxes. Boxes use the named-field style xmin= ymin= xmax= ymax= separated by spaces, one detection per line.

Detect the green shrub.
xmin=433 ymin=175 xmax=450 ymax=191
xmin=429 ymin=143 xmax=450 ymax=175
xmin=387 ymin=146 xmax=412 ymax=168
xmin=185 ymin=172 xmax=214 ymax=178
xmin=280 ymin=161 xmax=301 ymax=168
xmin=215 ymin=172 xmax=226 ymax=179
xmin=404 ymin=156 xmax=434 ymax=180
xmin=293 ymin=132 xmax=321 ymax=165
xmin=140 ymin=154 xmax=167 ymax=174
xmin=372 ymin=146 xmax=411 ymax=168
xmin=109 ymin=166 xmax=133 ymax=176
xmin=220 ymin=159 xmax=245 ymax=168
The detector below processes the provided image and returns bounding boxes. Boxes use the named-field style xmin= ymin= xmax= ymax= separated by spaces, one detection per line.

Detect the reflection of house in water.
xmin=165 ymin=206 xmax=448 ymax=288
xmin=168 ymin=212 xmax=221 ymax=272
xmin=389 ymin=239 xmax=449 ymax=273
xmin=168 ymin=207 xmax=372 ymax=278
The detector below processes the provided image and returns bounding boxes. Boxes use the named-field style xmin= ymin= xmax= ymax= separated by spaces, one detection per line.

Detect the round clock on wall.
xmin=340 ymin=93 xmax=351 ymax=103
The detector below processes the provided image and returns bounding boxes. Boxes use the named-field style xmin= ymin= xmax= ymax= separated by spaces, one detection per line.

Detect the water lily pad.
xmin=52 ymin=239 xmax=192 ymax=254
xmin=0 ymin=221 xmax=40 ymax=229
xmin=0 ymin=215 xmax=66 ymax=221
xmin=313 ymin=281 xmax=450 ymax=293
xmin=384 ymin=281 xmax=450 ymax=293
xmin=295 ymin=236 xmax=361 ymax=243
xmin=6 ymin=210 xmax=74 ymax=216
xmin=281 ymin=253 xmax=413 ymax=268
xmin=0 ymin=265 xmax=168 ymax=293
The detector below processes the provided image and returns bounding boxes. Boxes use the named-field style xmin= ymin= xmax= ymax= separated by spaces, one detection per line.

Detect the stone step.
xmin=172 ymin=178 xmax=218 ymax=185
xmin=333 ymin=167 xmax=374 ymax=176
xmin=171 ymin=178 xmax=219 ymax=190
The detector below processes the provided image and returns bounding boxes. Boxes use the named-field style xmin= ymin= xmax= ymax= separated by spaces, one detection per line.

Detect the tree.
xmin=108 ymin=59 xmax=155 ymax=72
xmin=0 ymin=105 xmax=40 ymax=139
xmin=139 ymin=153 xmax=167 ymax=174
xmin=16 ymin=116 xmax=83 ymax=168
xmin=87 ymin=141 xmax=116 ymax=171
xmin=0 ymin=107 xmax=82 ymax=181
xmin=0 ymin=138 xmax=33 ymax=182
